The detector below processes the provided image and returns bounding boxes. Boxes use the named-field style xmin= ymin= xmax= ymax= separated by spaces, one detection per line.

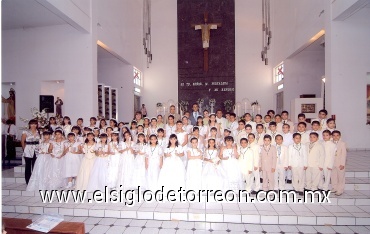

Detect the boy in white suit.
xmin=244 ymin=113 xmax=256 ymax=132
xmin=274 ymin=135 xmax=289 ymax=191
xmin=319 ymin=130 xmax=336 ymax=191
xmin=313 ymin=109 xmax=328 ymax=130
xmin=255 ymin=124 xmax=265 ymax=146
xmin=288 ymin=133 xmax=307 ymax=195
xmin=238 ymin=137 xmax=254 ymax=193
xmin=306 ymin=132 xmax=325 ymax=191
xmin=296 ymin=122 xmax=310 ymax=145
xmin=249 ymin=133 xmax=262 ymax=194
xmin=266 ymin=122 xmax=282 ymax=146
xmin=310 ymin=121 xmax=323 ymax=141
xmin=281 ymin=111 xmax=295 ymax=133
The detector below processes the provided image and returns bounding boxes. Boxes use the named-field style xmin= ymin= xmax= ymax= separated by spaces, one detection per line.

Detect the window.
xmin=274 ymin=62 xmax=284 ymax=83
xmin=133 ymin=67 xmax=142 ymax=86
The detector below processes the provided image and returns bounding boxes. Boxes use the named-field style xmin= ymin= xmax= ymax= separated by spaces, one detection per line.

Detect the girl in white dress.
xmin=186 ymin=137 xmax=203 ymax=192
xmin=71 ymin=126 xmax=84 ymax=144
xmin=107 ymin=132 xmax=120 ymax=188
xmin=203 ymin=110 xmax=210 ymax=126
xmin=188 ymin=127 xmax=205 ymax=151
xmin=106 ymin=127 xmax=113 ymax=143
xmin=109 ymin=119 xmax=119 ymax=132
xmin=134 ymin=125 xmax=145 ymax=143
xmin=119 ymin=126 xmax=129 ymax=141
xmin=147 ymin=118 xmax=159 ymax=137
xmin=157 ymin=128 xmax=167 ymax=149
xmin=145 ymin=134 xmax=163 ymax=191
xmin=63 ymin=133 xmax=83 ymax=188
xmin=220 ymin=136 xmax=243 ymax=192
xmin=196 ymin=116 xmax=208 ymax=138
xmin=220 ymin=129 xmax=232 ymax=147
xmin=116 ymin=131 xmax=135 ymax=191
xmin=130 ymin=121 xmax=138 ymax=138
xmin=26 ymin=131 xmax=52 ymax=191
xmin=133 ymin=133 xmax=147 ymax=190
xmin=87 ymin=134 xmax=110 ymax=192
xmin=143 ymin=117 xmax=150 ymax=135
xmin=47 ymin=117 xmax=59 ymax=132
xmin=175 ymin=121 xmax=188 ymax=167
xmin=205 ymin=127 xmax=222 ymax=149
xmin=202 ymin=139 xmax=225 ymax=191
xmin=48 ymin=130 xmax=67 ymax=189
xmin=93 ymin=128 xmax=101 ymax=143
xmin=99 ymin=119 xmax=107 ymax=134
xmin=61 ymin=116 xmax=72 ymax=137
xmin=182 ymin=116 xmax=193 ymax=134
xmin=165 ymin=115 xmax=176 ymax=137
xmin=158 ymin=134 xmax=186 ymax=191
xmin=157 ymin=115 xmax=165 ymax=129
xmin=208 ymin=114 xmax=220 ymax=137
xmin=75 ymin=133 xmax=96 ymax=190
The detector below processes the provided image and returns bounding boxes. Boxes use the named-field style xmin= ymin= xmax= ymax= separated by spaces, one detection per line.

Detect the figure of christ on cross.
xmin=192 ymin=12 xmax=221 ymax=72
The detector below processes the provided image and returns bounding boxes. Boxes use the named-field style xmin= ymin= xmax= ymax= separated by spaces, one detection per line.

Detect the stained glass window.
xmin=274 ymin=62 xmax=284 ymax=83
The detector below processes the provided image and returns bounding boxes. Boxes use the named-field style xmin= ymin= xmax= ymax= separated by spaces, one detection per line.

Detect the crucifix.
xmin=192 ymin=12 xmax=221 ymax=72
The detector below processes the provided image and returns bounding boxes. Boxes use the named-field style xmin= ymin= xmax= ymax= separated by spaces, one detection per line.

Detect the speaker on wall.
xmin=40 ymin=95 xmax=54 ymax=113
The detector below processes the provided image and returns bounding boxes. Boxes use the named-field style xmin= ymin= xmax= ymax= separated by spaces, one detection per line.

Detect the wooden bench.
xmin=2 ymin=217 xmax=85 ymax=234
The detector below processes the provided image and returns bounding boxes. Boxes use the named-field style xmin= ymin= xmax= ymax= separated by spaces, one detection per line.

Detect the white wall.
xmin=96 ymin=0 xmax=144 ymax=71
xmin=235 ymin=0 xmax=274 ymax=114
xmin=325 ymin=5 xmax=370 ymax=149
xmin=270 ymin=0 xmax=325 ymax=67
xmin=142 ymin=0 xmax=178 ymax=117
xmin=283 ymin=50 xmax=325 ymax=112
xmin=2 ymin=24 xmax=96 ymax=124
xmin=97 ymin=57 xmax=134 ymax=122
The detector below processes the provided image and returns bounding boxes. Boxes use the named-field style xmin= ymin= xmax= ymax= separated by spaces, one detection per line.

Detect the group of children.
xmin=25 ymin=109 xmax=347 ymax=196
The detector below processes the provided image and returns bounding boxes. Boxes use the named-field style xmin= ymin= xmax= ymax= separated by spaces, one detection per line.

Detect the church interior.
xmin=1 ymin=0 xmax=370 ymax=233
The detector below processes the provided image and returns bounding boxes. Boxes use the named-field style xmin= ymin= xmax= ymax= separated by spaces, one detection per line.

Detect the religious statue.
xmin=192 ymin=12 xmax=221 ymax=72
xmin=55 ymin=97 xmax=63 ymax=117
xmin=2 ymin=88 xmax=16 ymax=121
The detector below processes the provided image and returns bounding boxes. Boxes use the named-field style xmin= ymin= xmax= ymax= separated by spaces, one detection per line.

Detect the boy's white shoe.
xmin=66 ymin=182 xmax=73 ymax=189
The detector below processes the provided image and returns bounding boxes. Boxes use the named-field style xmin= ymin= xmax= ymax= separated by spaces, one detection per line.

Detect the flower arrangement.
xmin=19 ymin=107 xmax=49 ymax=130
xmin=179 ymin=100 xmax=189 ymax=112
xmin=223 ymin=100 xmax=233 ymax=112
xmin=197 ymin=98 xmax=204 ymax=105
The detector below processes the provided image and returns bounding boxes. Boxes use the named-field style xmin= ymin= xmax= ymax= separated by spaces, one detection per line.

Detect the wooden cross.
xmin=192 ymin=12 xmax=221 ymax=72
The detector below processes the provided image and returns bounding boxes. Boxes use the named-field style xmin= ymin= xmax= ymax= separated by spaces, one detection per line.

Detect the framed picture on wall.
xmin=301 ymin=104 xmax=316 ymax=113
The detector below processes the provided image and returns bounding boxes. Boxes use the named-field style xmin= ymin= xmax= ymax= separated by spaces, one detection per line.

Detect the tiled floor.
xmin=3 ymin=212 xmax=370 ymax=234
xmin=2 ymin=150 xmax=370 ymax=233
